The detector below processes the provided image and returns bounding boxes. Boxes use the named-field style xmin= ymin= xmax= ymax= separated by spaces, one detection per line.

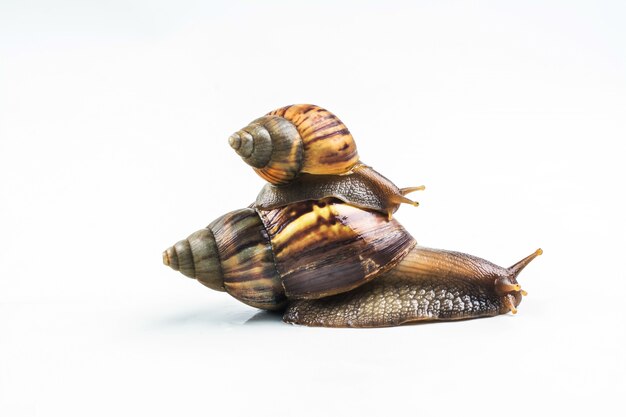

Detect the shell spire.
xmin=162 ymin=228 xmax=225 ymax=292
xmin=495 ymin=248 xmax=543 ymax=314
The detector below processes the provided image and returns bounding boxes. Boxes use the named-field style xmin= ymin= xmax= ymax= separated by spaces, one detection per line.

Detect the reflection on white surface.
xmin=148 ymin=305 xmax=284 ymax=329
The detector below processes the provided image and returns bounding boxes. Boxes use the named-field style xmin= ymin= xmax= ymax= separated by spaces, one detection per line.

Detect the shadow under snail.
xmin=162 ymin=104 xmax=542 ymax=328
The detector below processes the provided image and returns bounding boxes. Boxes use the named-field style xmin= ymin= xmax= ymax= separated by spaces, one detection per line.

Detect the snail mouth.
xmin=162 ymin=250 xmax=171 ymax=266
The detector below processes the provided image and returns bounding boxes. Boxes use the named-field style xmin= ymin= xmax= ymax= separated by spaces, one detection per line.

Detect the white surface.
xmin=1 ymin=1 xmax=625 ymax=416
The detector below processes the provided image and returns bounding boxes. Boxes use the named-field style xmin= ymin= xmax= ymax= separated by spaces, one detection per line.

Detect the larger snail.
xmin=162 ymin=198 xmax=541 ymax=327
xmin=229 ymin=104 xmax=424 ymax=218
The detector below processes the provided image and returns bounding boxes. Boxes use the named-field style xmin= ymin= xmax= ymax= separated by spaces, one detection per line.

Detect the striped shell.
xmin=259 ymin=200 xmax=415 ymax=299
xmin=228 ymin=104 xmax=359 ymax=185
xmin=162 ymin=199 xmax=415 ymax=310
xmin=163 ymin=208 xmax=285 ymax=310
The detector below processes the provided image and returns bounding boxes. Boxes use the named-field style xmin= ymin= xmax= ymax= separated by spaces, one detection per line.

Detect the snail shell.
xmin=254 ymin=163 xmax=424 ymax=219
xmin=163 ymin=199 xmax=415 ymax=310
xmin=229 ymin=104 xmax=359 ymax=185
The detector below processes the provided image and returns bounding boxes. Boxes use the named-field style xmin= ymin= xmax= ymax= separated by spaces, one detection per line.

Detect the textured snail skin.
xmin=283 ymin=247 xmax=542 ymax=328
xmin=255 ymin=164 xmax=423 ymax=219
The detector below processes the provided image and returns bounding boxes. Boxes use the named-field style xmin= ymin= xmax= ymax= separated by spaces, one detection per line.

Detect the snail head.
xmin=495 ymin=248 xmax=543 ymax=314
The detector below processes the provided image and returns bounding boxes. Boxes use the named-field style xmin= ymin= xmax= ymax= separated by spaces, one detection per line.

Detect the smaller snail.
xmin=230 ymin=104 xmax=423 ymax=217
xmin=229 ymin=104 xmax=361 ymax=185
xmin=254 ymin=163 xmax=425 ymax=219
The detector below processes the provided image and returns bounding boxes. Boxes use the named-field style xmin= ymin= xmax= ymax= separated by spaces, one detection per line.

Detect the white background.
xmin=1 ymin=1 xmax=625 ymax=416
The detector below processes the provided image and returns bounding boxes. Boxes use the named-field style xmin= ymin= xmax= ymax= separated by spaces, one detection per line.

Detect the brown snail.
xmin=162 ymin=198 xmax=541 ymax=327
xmin=230 ymin=104 xmax=424 ymax=217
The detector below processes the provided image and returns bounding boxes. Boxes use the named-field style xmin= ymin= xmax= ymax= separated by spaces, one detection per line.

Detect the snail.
xmin=162 ymin=198 xmax=541 ymax=327
xmin=229 ymin=104 xmax=424 ymax=217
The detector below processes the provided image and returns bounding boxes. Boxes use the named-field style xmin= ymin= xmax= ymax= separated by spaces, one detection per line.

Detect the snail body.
xmin=255 ymin=163 xmax=424 ymax=219
xmin=285 ymin=247 xmax=542 ymax=328
xmin=229 ymin=104 xmax=359 ymax=185
xmin=163 ymin=199 xmax=540 ymax=327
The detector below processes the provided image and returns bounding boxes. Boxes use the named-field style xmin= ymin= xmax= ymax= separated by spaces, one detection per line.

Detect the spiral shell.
xmin=163 ymin=208 xmax=285 ymax=310
xmin=163 ymin=199 xmax=415 ymax=309
xmin=229 ymin=104 xmax=359 ymax=185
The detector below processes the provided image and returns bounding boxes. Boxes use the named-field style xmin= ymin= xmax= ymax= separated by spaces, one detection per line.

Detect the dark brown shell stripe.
xmin=268 ymin=104 xmax=359 ymax=174
xmin=209 ymin=208 xmax=286 ymax=310
xmin=258 ymin=199 xmax=416 ymax=300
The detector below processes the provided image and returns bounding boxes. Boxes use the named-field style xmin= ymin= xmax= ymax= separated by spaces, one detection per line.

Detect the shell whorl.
xmin=209 ymin=208 xmax=286 ymax=310
xmin=163 ymin=209 xmax=286 ymax=310
xmin=162 ymin=228 xmax=224 ymax=292
xmin=229 ymin=104 xmax=359 ymax=185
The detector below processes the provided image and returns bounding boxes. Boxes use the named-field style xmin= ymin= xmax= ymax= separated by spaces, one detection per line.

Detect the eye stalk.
xmin=496 ymin=248 xmax=542 ymax=314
